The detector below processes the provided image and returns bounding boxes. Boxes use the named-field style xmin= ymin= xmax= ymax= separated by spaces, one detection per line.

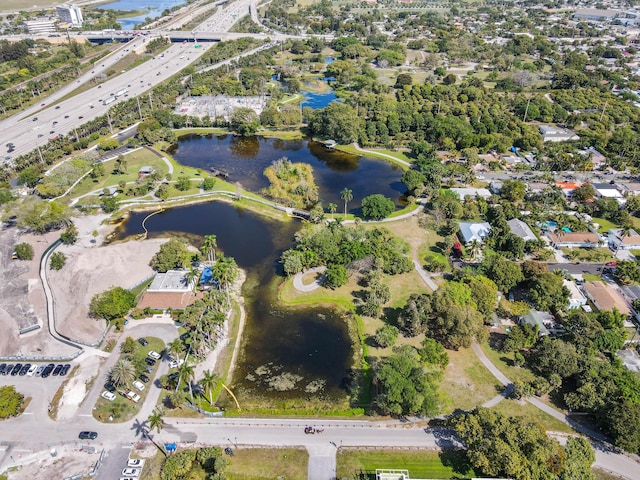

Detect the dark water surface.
xmin=99 ymin=0 xmax=187 ymax=29
xmin=169 ymin=135 xmax=405 ymax=213
xmin=116 ymin=202 xmax=353 ymax=403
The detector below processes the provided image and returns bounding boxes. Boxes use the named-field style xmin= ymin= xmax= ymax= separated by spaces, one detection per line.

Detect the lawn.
xmin=337 ymin=144 xmax=411 ymax=168
xmin=67 ymin=148 xmax=169 ymax=199
xmin=582 ymin=273 xmax=604 ymax=282
xmin=93 ymin=336 xmax=165 ymax=423
xmin=439 ymin=347 xmax=501 ymax=413
xmin=593 ymin=467 xmax=627 ymax=480
xmin=225 ymin=448 xmax=308 ymax=480
xmin=336 ymin=449 xmax=476 ymax=479
xmin=561 ymin=247 xmax=614 ymax=262
xmin=592 ymin=217 xmax=619 ymax=233
xmin=479 ymin=339 xmax=536 ymax=385
xmin=490 ymin=399 xmax=574 ymax=434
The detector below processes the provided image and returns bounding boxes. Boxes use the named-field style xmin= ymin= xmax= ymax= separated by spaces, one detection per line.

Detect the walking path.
xmin=412 ymin=259 xmax=438 ymax=291
xmin=292 ymin=266 xmax=326 ymax=292
xmin=351 ymin=143 xmax=411 ymax=167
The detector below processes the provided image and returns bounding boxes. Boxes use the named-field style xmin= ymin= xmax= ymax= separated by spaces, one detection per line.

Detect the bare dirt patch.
xmin=7 ymin=448 xmax=100 ymax=480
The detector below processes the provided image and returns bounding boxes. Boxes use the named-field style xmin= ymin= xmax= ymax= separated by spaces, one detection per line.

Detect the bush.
xmin=14 ymin=242 xmax=34 ymax=260
xmin=374 ymin=324 xmax=399 ymax=348
xmin=0 ymin=385 xmax=24 ymax=418
xmin=361 ymin=194 xmax=395 ymax=220
xmin=49 ymin=252 xmax=66 ymax=270
xmin=323 ymin=264 xmax=348 ymax=289
xmin=89 ymin=287 xmax=136 ymax=321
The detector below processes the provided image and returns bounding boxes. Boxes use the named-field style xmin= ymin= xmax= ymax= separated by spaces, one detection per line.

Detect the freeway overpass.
xmin=81 ymin=30 xmax=279 ymax=44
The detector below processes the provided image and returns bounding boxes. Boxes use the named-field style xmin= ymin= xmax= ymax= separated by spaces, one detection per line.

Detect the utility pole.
xmin=106 ymin=110 xmax=113 ymax=133
xmin=136 ymin=96 xmax=143 ymax=120
xmin=600 ymin=100 xmax=608 ymax=122
xmin=148 ymin=91 xmax=153 ymax=110
xmin=523 ymin=97 xmax=531 ymax=123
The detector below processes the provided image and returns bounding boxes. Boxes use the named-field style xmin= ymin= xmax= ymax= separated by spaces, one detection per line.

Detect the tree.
xmin=109 ymin=358 xmax=136 ymax=387
xmin=161 ymin=450 xmax=197 ymax=480
xmin=340 ymin=187 xmax=353 ymax=215
xmin=500 ymin=179 xmax=526 ymax=202
xmin=102 ymin=196 xmax=118 ymax=213
xmin=419 ymin=338 xmax=449 ymax=369
xmin=200 ymin=235 xmax=217 ymax=264
xmin=121 ymin=336 xmax=137 ymax=354
xmin=395 ymin=73 xmax=413 ymax=87
xmin=374 ymin=324 xmax=399 ymax=348
xmin=150 ymin=238 xmax=192 ymax=272
xmin=178 ymin=362 xmax=195 ymax=403
xmin=328 ymin=202 xmax=337 ymax=215
xmin=175 ymin=175 xmax=192 ymax=192
xmin=0 ymin=385 xmax=24 ymax=419
xmin=467 ymin=275 xmax=498 ymax=319
xmin=324 ymin=264 xmax=348 ymax=289
xmin=89 ymin=286 xmax=136 ymax=321
xmin=361 ymin=194 xmax=395 ymax=220
xmin=14 ymin=242 xmax=33 ymax=260
xmin=532 ymin=337 xmax=580 ymax=379
xmin=148 ymin=407 xmax=165 ymax=434
xmin=60 ymin=223 xmax=78 ymax=244
xmin=602 ymin=401 xmax=640 ymax=452
xmin=560 ymin=437 xmax=595 ymax=480
xmin=308 ymin=102 xmax=362 ymax=144
xmin=401 ymin=169 xmax=427 ymax=195
xmin=211 ymin=254 xmax=238 ymax=304
xmin=231 ymin=107 xmax=260 ymax=136
xmin=49 ymin=251 xmax=66 ymax=270
xmin=201 ymin=370 xmax=218 ymax=405
xmin=202 ymin=176 xmax=216 ymax=191
xmin=482 ymin=255 xmax=524 ymax=292
xmin=572 ymin=183 xmax=595 ymax=203
xmin=528 ymin=272 xmax=569 ymax=311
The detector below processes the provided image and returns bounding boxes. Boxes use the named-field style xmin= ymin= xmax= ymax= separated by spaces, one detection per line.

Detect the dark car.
xmin=60 ymin=364 xmax=71 ymax=376
xmin=3 ymin=364 xmax=13 ymax=375
xmin=180 ymin=332 xmax=190 ymax=341
xmin=139 ymin=374 xmax=150 ymax=383
xmin=19 ymin=363 xmax=31 ymax=376
xmin=11 ymin=364 xmax=22 ymax=376
xmin=145 ymin=357 xmax=156 ymax=366
xmin=0 ymin=364 xmax=6 ymax=375
xmin=104 ymin=383 xmax=116 ymax=393
xmin=78 ymin=431 xmax=98 ymax=440
xmin=41 ymin=363 xmax=55 ymax=378
xmin=138 ymin=338 xmax=148 ymax=346
xmin=52 ymin=364 xmax=63 ymax=376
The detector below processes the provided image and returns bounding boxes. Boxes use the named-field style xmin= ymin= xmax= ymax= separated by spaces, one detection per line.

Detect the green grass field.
xmin=592 ymin=217 xmax=619 ymax=233
xmin=225 ymin=448 xmax=308 ymax=480
xmin=337 ymin=449 xmax=476 ymax=479
xmin=490 ymin=399 xmax=574 ymax=434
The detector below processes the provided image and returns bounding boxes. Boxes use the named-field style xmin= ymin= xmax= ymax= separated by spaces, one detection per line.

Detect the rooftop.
xmin=137 ymin=291 xmax=203 ymax=310
xmin=507 ymin=218 xmax=537 ymax=242
xmin=148 ymin=270 xmax=194 ymax=292
xmin=547 ymin=231 xmax=600 ymax=244
xmin=583 ymin=281 xmax=631 ymax=315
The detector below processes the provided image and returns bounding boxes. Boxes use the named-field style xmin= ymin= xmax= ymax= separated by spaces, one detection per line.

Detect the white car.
xmin=126 ymin=391 xmax=141 ymax=403
xmin=127 ymin=458 xmax=145 ymax=468
xmin=147 ymin=351 xmax=161 ymax=360
xmin=26 ymin=364 xmax=38 ymax=376
xmin=101 ymin=391 xmax=116 ymax=402
xmin=132 ymin=380 xmax=145 ymax=391
xmin=121 ymin=467 xmax=141 ymax=476
xmin=168 ymin=358 xmax=184 ymax=369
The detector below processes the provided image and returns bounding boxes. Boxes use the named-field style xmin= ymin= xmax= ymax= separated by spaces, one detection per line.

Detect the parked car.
xmin=104 ymin=383 xmax=116 ymax=393
xmin=26 ymin=364 xmax=38 ymax=376
xmin=168 ymin=358 xmax=184 ymax=369
xmin=125 ymin=390 xmax=141 ymax=403
xmin=138 ymin=338 xmax=148 ymax=346
xmin=60 ymin=364 xmax=71 ymax=376
xmin=127 ymin=459 xmax=145 ymax=468
xmin=132 ymin=380 xmax=145 ymax=391
xmin=52 ymin=364 xmax=63 ymax=376
xmin=144 ymin=357 xmax=156 ymax=366
xmin=101 ymin=391 xmax=116 ymax=401
xmin=121 ymin=468 xmax=141 ymax=477
xmin=19 ymin=363 xmax=31 ymax=376
xmin=606 ymin=261 xmax=618 ymax=267
xmin=41 ymin=363 xmax=55 ymax=378
xmin=0 ymin=364 xmax=6 ymax=375
xmin=147 ymin=351 xmax=161 ymax=360
xmin=11 ymin=364 xmax=22 ymax=376
xmin=145 ymin=365 xmax=154 ymax=373
xmin=35 ymin=365 xmax=45 ymax=376
xmin=79 ymin=431 xmax=98 ymax=440
xmin=3 ymin=364 xmax=13 ymax=375
xmin=139 ymin=374 xmax=150 ymax=383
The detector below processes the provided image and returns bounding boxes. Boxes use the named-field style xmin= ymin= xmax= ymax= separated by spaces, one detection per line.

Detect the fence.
xmin=0 ymin=350 xmax=84 ymax=362
xmin=62 ymin=449 xmax=105 ymax=480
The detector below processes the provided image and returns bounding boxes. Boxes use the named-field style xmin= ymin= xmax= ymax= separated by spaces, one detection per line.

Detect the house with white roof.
xmin=458 ymin=222 xmax=492 ymax=244
xmin=450 ymin=188 xmax=492 ymax=200
xmin=592 ymin=183 xmax=626 ymax=205
xmin=564 ymin=280 xmax=587 ymax=309
xmin=507 ymin=219 xmax=537 ymax=242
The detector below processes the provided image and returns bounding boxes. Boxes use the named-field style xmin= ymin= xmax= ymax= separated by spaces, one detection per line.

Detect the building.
xmin=583 ymin=281 xmax=631 ymax=316
xmin=137 ymin=270 xmax=202 ymax=310
xmin=555 ymin=181 xmax=580 ymax=197
xmin=539 ymin=125 xmax=580 ymax=142
xmin=592 ymin=183 xmax=626 ymax=205
xmin=577 ymin=147 xmax=606 ymax=169
xmin=458 ymin=222 xmax=491 ymax=244
xmin=564 ymin=280 xmax=587 ymax=309
xmin=450 ymin=187 xmax=492 ymax=200
xmin=138 ymin=166 xmax=155 ymax=180
xmin=572 ymin=8 xmax=620 ymax=22
xmin=507 ymin=218 xmax=537 ymax=242
xmin=547 ymin=231 xmax=600 ymax=249
xmin=608 ymin=228 xmax=640 ymax=250
xmin=25 ymin=19 xmax=57 ymax=35
xmin=56 ymin=4 xmax=83 ymax=26
xmin=521 ymin=310 xmax=552 ymax=336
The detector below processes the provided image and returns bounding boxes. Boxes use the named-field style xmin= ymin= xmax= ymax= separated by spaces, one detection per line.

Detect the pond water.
xmin=169 ymin=135 xmax=405 ymax=213
xmin=98 ymin=0 xmax=187 ymax=30
xmin=115 ymin=202 xmax=353 ymax=404
xmin=300 ymin=88 xmax=339 ymax=109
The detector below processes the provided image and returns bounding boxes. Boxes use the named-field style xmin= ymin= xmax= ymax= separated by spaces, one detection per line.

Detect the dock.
xmin=210 ymin=167 xmax=230 ymax=178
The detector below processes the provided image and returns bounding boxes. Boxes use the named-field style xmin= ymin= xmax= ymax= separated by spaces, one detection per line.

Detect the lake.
xmin=115 ymin=202 xmax=354 ymax=406
xmin=98 ymin=0 xmax=188 ymax=30
xmin=169 ymin=135 xmax=406 ymax=214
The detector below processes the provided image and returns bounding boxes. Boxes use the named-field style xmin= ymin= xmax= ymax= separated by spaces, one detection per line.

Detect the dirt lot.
xmin=0 ymin=213 xmax=167 ymax=354
xmin=7 ymin=447 xmax=101 ymax=480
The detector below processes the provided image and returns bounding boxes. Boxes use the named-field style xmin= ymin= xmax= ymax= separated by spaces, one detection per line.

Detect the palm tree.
xmin=109 ymin=358 xmax=136 ymax=387
xmin=340 ymin=187 xmax=353 ymax=216
xmin=184 ymin=266 xmax=199 ymax=291
xmin=201 ymin=234 xmax=217 ymax=264
xmin=167 ymin=390 xmax=185 ymax=409
xmin=178 ymin=362 xmax=195 ymax=403
xmin=148 ymin=407 xmax=165 ymax=434
xmin=168 ymin=338 xmax=183 ymax=363
xmin=213 ymin=255 xmax=238 ymax=305
xmin=201 ymin=370 xmax=219 ymax=405
xmin=328 ymin=202 xmax=337 ymax=215
xmin=468 ymin=239 xmax=482 ymax=261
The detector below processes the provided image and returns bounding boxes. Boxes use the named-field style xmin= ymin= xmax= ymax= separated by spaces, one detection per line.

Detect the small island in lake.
xmin=263 ymin=156 xmax=319 ymax=209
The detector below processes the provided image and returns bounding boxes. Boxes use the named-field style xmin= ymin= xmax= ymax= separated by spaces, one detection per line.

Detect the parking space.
xmin=0 ymin=365 xmax=69 ymax=415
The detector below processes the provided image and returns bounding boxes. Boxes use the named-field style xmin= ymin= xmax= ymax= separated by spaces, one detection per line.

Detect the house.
xmin=450 ymin=187 xmax=492 ymax=200
xmin=583 ymin=281 xmax=631 ymax=316
xmin=520 ymin=310 xmax=551 ymax=336
xmin=547 ymin=231 xmax=600 ymax=249
xmin=137 ymin=270 xmax=201 ymax=311
xmin=608 ymin=228 xmax=640 ymax=250
xmin=540 ymin=125 xmax=580 ymax=142
xmin=592 ymin=183 xmax=626 ymax=205
xmin=489 ymin=181 xmax=503 ymax=194
xmin=577 ymin=147 xmax=606 ymax=169
xmin=620 ymin=183 xmax=640 ymax=196
xmin=99 ymin=186 xmax=118 ymax=196
xmin=555 ymin=181 xmax=581 ymax=197
xmin=564 ymin=280 xmax=587 ymax=309
xmin=507 ymin=218 xmax=537 ymax=242
xmin=458 ymin=222 xmax=491 ymax=244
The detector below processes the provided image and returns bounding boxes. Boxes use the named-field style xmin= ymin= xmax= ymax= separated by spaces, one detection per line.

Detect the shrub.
xmin=50 ymin=252 xmax=66 ymax=270
xmin=0 ymin=385 xmax=25 ymax=418
xmin=14 ymin=242 xmax=34 ymax=260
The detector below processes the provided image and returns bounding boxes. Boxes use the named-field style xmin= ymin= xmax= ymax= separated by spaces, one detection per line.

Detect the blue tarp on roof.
xmin=199 ymin=267 xmax=213 ymax=284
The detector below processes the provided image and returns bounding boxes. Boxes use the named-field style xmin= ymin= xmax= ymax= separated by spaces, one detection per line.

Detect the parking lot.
xmin=0 ymin=365 xmax=69 ymax=416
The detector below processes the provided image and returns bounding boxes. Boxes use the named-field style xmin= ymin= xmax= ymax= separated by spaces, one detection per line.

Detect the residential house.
xmin=608 ymin=228 xmax=640 ymax=250
xmin=507 ymin=218 xmax=537 ymax=242
xmin=619 ymin=183 xmax=640 ymax=196
xmin=539 ymin=125 xmax=580 ymax=142
xmin=583 ymin=281 xmax=631 ymax=316
xmin=458 ymin=222 xmax=492 ymax=244
xmin=577 ymin=147 xmax=606 ymax=169
xmin=547 ymin=231 xmax=600 ymax=249
xmin=450 ymin=187 xmax=492 ymax=200
xmin=520 ymin=310 xmax=551 ymax=336
xmin=564 ymin=280 xmax=587 ymax=309
xmin=592 ymin=183 xmax=626 ymax=205
xmin=555 ymin=181 xmax=581 ymax=197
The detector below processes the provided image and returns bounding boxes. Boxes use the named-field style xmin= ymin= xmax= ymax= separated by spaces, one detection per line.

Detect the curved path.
xmin=292 ymin=266 xmax=326 ymax=292
xmin=351 ymin=143 xmax=411 ymax=167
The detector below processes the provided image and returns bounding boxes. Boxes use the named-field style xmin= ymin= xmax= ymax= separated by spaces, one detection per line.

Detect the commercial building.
xmin=56 ymin=4 xmax=83 ymax=26
xmin=25 ymin=19 xmax=57 ymax=35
